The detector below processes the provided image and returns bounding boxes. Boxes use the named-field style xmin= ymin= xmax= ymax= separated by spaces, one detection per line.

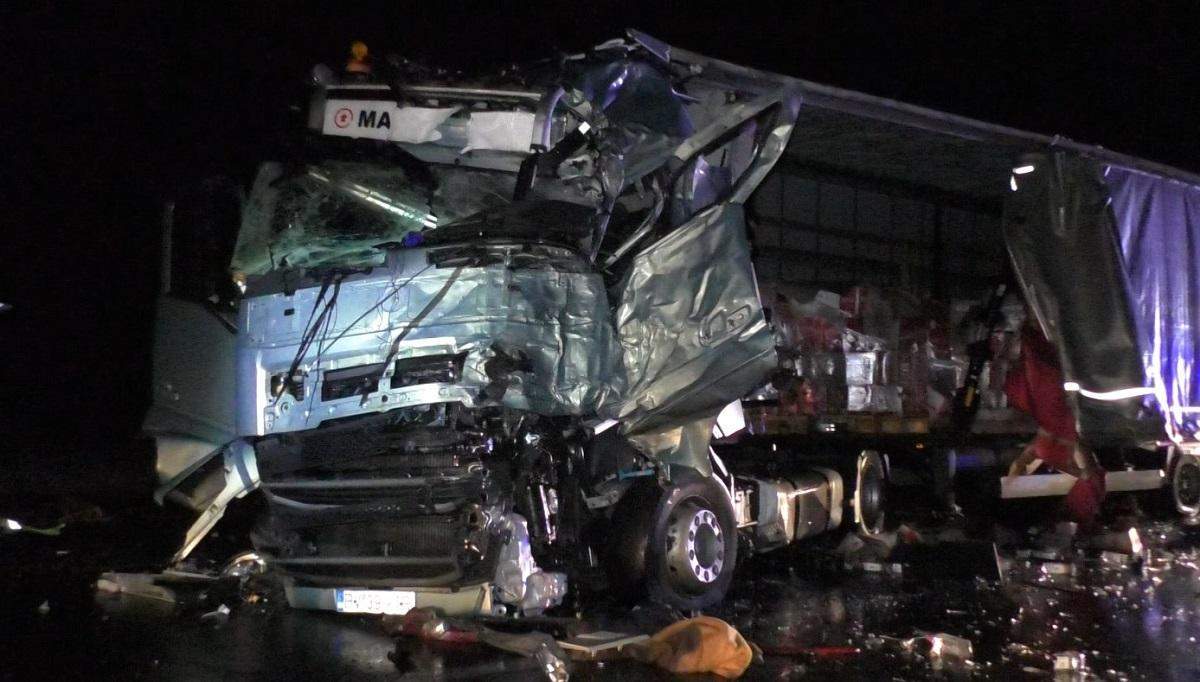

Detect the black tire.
xmin=603 ymin=470 xmax=739 ymax=611
xmin=602 ymin=481 xmax=659 ymax=602
xmin=1168 ymin=451 xmax=1200 ymax=518
xmin=853 ymin=450 xmax=889 ymax=536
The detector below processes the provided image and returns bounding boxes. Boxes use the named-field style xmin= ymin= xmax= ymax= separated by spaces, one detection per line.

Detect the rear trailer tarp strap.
xmin=1105 ymin=166 xmax=1200 ymax=441
xmin=1003 ymin=152 xmax=1148 ymax=442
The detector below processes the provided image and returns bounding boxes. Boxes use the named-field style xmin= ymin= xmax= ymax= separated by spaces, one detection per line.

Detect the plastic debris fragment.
xmin=904 ymin=632 xmax=974 ymax=674
xmin=1053 ymin=650 xmax=1087 ymax=679
xmin=200 ymin=603 xmax=231 ymax=626
xmin=95 ymin=572 xmax=178 ymax=604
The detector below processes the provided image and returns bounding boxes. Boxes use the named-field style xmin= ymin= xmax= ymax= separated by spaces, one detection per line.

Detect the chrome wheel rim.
xmin=665 ymin=501 xmax=725 ymax=593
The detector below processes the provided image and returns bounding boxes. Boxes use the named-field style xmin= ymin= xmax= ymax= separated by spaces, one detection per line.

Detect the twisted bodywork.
xmin=147 ymin=30 xmax=801 ymax=613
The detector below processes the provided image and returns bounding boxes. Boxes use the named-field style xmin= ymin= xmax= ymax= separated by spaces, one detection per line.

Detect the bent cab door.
xmin=143 ymin=179 xmax=241 ymax=489
xmin=609 ymin=87 xmax=801 ymax=465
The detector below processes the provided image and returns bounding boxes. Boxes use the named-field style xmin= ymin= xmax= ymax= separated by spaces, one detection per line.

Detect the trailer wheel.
xmin=1169 ymin=451 xmax=1200 ymax=518
xmin=854 ymin=450 xmax=888 ymax=536
xmin=604 ymin=471 xmax=738 ymax=610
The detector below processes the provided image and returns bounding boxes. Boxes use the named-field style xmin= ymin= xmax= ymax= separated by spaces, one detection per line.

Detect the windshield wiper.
xmin=360 ymin=265 xmax=465 ymax=406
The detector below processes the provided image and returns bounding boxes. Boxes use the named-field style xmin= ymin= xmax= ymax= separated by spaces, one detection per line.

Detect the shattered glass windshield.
xmin=232 ymin=162 xmax=517 ymax=276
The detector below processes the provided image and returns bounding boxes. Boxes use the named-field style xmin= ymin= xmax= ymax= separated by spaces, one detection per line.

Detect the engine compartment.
xmin=251 ymin=404 xmax=586 ymax=613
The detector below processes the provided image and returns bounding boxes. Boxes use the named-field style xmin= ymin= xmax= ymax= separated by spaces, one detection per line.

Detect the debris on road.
xmin=557 ymin=631 xmax=649 ymax=660
xmin=381 ymin=607 xmax=481 ymax=644
xmin=1088 ymin=527 xmax=1144 ymax=557
xmin=477 ymin=629 xmax=571 ymax=681
xmin=865 ymin=631 xmax=975 ymax=675
xmin=1053 ymin=650 xmax=1088 ymax=678
xmin=2 ymin=517 xmax=65 ymax=536
xmin=383 ymin=606 xmax=574 ymax=679
xmin=756 ymin=642 xmax=861 ymax=658
xmin=220 ymin=551 xmax=266 ymax=579
xmin=17 ymin=509 xmax=1200 ymax=679
xmin=200 ymin=603 xmax=231 ymax=626
xmin=95 ymin=572 xmax=178 ymax=604
xmin=627 ymin=616 xmax=753 ymax=679
xmin=914 ymin=632 xmax=974 ymax=674
xmin=1039 ymin=560 xmax=1075 ymax=576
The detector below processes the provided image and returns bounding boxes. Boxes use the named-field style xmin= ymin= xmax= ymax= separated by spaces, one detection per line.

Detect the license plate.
xmin=334 ymin=589 xmax=416 ymax=615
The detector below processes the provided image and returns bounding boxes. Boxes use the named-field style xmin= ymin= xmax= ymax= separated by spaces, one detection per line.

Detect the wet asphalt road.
xmin=6 ymin=494 xmax=1200 ymax=680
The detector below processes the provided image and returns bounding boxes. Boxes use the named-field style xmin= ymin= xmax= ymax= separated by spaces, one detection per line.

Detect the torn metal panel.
xmin=627 ymin=416 xmax=719 ymax=476
xmin=1003 ymin=151 xmax=1149 ymax=441
xmin=667 ymin=88 xmax=801 ymax=217
xmin=174 ymin=440 xmax=260 ymax=563
xmin=606 ymin=83 xmax=799 ymax=466
xmin=572 ymin=58 xmax=694 ymax=138
xmin=153 ymin=436 xmax=227 ymax=510
xmin=609 ymin=202 xmax=775 ymax=445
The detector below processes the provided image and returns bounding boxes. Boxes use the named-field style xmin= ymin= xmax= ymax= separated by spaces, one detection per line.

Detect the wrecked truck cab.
xmin=145 ymin=31 xmax=802 ymax=613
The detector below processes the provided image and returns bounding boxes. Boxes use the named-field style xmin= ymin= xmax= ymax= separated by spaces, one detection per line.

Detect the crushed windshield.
xmin=232 ymin=162 xmax=515 ymax=276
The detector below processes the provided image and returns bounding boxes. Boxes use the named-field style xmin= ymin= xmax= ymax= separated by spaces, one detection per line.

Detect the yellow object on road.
xmin=631 ymin=616 xmax=753 ymax=678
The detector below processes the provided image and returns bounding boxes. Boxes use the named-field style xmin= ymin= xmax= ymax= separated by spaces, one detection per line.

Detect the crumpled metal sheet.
xmin=238 ymin=247 xmax=623 ymax=435
xmin=603 ymin=87 xmax=800 ymax=471
xmin=626 ymin=416 xmax=719 ymax=476
xmin=1003 ymin=152 xmax=1148 ymax=441
xmin=572 ymin=58 xmax=695 ymax=138
xmin=491 ymin=512 xmax=568 ymax=614
xmin=607 ymin=203 xmax=775 ymax=446
xmin=233 ymin=35 xmax=805 ymax=466
xmin=667 ymin=90 xmax=800 ymax=225
xmin=1105 ymin=165 xmax=1200 ymax=441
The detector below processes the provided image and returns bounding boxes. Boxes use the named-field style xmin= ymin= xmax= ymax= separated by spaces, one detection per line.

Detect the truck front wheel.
xmin=605 ymin=472 xmax=738 ymax=610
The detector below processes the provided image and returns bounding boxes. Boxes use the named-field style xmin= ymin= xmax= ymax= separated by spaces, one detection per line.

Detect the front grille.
xmin=256 ymin=419 xmax=489 ymax=480
xmin=254 ymin=416 xmax=495 ymax=587
xmin=264 ymin=474 xmax=484 ymax=507
xmin=293 ymin=515 xmax=466 ymax=558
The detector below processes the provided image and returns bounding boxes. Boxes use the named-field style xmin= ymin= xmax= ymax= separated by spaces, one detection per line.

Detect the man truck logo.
xmin=322 ymin=100 xmax=407 ymax=141
xmin=356 ymin=110 xmax=391 ymax=129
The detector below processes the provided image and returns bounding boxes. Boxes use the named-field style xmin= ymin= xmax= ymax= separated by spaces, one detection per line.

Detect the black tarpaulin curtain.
xmin=1003 ymin=151 xmax=1150 ymax=443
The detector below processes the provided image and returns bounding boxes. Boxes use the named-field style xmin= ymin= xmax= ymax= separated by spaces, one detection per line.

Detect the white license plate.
xmin=334 ymin=589 xmax=416 ymax=615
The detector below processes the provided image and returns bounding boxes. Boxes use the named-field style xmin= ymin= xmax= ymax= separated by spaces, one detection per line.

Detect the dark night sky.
xmin=3 ymin=2 xmax=1198 ymax=475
